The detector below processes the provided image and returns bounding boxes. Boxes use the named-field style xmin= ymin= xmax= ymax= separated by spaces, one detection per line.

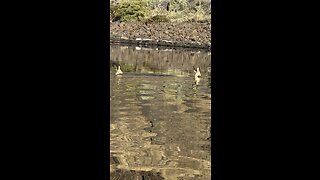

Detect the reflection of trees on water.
xmin=110 ymin=45 xmax=211 ymax=179
xmin=110 ymin=45 xmax=211 ymax=76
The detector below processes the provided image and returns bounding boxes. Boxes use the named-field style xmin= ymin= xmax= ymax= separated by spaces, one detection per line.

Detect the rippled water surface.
xmin=110 ymin=45 xmax=211 ymax=180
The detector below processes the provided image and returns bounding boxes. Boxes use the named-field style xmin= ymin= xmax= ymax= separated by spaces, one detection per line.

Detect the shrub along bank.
xmin=110 ymin=0 xmax=212 ymax=49
xmin=110 ymin=0 xmax=211 ymax=23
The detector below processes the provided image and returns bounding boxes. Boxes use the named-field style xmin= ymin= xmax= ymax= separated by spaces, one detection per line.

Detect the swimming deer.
xmin=194 ymin=67 xmax=201 ymax=78
xmin=194 ymin=67 xmax=201 ymax=85
xmin=115 ymin=65 xmax=123 ymax=75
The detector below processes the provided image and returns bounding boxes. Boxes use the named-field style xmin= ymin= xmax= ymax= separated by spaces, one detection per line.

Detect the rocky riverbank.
xmin=110 ymin=22 xmax=211 ymax=49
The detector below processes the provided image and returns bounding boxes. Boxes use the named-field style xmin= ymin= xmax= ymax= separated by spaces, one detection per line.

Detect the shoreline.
xmin=110 ymin=37 xmax=211 ymax=50
xmin=110 ymin=22 xmax=211 ymax=50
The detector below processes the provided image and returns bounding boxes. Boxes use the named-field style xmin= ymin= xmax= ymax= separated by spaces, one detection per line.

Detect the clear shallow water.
xmin=110 ymin=45 xmax=211 ymax=179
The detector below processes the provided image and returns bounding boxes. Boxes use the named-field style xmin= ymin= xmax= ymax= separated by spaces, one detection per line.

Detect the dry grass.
xmin=110 ymin=0 xmax=211 ymax=23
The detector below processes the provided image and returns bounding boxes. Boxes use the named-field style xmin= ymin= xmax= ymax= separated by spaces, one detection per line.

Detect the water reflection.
xmin=110 ymin=45 xmax=211 ymax=179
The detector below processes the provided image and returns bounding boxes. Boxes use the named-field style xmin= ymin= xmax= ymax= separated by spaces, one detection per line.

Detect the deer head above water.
xmin=194 ymin=67 xmax=201 ymax=85
xmin=115 ymin=65 xmax=123 ymax=75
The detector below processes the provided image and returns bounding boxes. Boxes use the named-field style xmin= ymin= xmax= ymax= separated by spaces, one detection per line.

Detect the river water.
xmin=110 ymin=45 xmax=211 ymax=180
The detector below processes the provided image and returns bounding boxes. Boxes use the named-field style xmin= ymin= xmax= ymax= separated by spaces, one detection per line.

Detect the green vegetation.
xmin=110 ymin=0 xmax=211 ymax=23
xmin=110 ymin=0 xmax=149 ymax=22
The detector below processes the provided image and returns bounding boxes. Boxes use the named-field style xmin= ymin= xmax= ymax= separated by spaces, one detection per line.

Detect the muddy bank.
xmin=110 ymin=22 xmax=211 ymax=49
